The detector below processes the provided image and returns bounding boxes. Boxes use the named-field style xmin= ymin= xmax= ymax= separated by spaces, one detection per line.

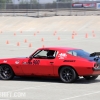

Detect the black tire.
xmin=0 ymin=64 xmax=14 ymax=80
xmin=83 ymin=75 xmax=98 ymax=80
xmin=59 ymin=67 xmax=77 ymax=83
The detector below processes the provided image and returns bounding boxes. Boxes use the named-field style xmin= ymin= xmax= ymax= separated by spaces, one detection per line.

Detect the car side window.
xmin=67 ymin=51 xmax=73 ymax=55
xmin=35 ymin=50 xmax=47 ymax=57
xmin=72 ymin=51 xmax=77 ymax=56
xmin=33 ymin=50 xmax=57 ymax=59
xmin=67 ymin=51 xmax=77 ymax=56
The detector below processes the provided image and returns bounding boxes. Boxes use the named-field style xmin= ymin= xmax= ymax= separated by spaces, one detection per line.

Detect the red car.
xmin=0 ymin=47 xmax=100 ymax=83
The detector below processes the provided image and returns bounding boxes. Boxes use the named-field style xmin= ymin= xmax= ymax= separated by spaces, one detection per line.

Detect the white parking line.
xmin=60 ymin=91 xmax=100 ymax=100
xmin=0 ymin=99 xmax=9 ymax=100
xmin=7 ymin=84 xmax=53 ymax=92
xmin=0 ymin=86 xmax=17 ymax=89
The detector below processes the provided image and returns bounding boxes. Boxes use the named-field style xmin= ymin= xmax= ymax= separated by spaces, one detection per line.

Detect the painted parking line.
xmin=60 ymin=91 xmax=100 ymax=100
xmin=7 ymin=83 xmax=54 ymax=92
xmin=0 ymin=99 xmax=9 ymax=100
xmin=0 ymin=83 xmax=54 ymax=99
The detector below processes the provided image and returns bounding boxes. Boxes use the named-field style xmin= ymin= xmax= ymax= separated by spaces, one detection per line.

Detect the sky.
xmin=39 ymin=0 xmax=56 ymax=4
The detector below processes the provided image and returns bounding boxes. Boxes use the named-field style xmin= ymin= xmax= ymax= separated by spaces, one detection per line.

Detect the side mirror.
xmin=29 ymin=56 xmax=33 ymax=60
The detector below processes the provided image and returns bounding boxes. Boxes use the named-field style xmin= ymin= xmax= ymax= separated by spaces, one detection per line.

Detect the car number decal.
xmin=15 ymin=60 xmax=20 ymax=64
xmin=33 ymin=60 xmax=40 ymax=65
xmin=58 ymin=53 xmax=67 ymax=59
xmin=3 ymin=60 xmax=7 ymax=63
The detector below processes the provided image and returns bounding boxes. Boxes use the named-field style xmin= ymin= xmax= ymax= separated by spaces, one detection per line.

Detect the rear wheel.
xmin=83 ymin=75 xmax=98 ymax=80
xmin=59 ymin=67 xmax=77 ymax=83
xmin=0 ymin=65 xmax=14 ymax=80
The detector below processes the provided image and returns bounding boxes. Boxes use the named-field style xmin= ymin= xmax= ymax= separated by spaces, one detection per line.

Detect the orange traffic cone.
xmin=85 ymin=33 xmax=88 ymax=38
xmin=92 ymin=30 xmax=94 ymax=33
xmin=93 ymin=34 xmax=95 ymax=37
xmin=41 ymin=38 xmax=44 ymax=42
xmin=29 ymin=43 xmax=32 ymax=47
xmin=24 ymin=39 xmax=27 ymax=43
xmin=20 ymin=31 xmax=22 ymax=33
xmin=53 ymin=31 xmax=57 ymax=35
xmin=53 ymin=33 xmax=56 ymax=36
xmin=37 ymin=31 xmax=39 ymax=33
xmin=17 ymin=42 xmax=20 ymax=46
xmin=14 ymin=33 xmax=16 ymax=36
xmin=72 ymin=34 xmax=74 ymax=39
xmin=6 ymin=40 xmax=9 ymax=44
xmin=34 ymin=33 xmax=36 ymax=36
xmin=58 ymin=37 xmax=60 ymax=40
xmin=42 ymin=45 xmax=45 ymax=48
xmin=55 ymin=31 xmax=57 ymax=33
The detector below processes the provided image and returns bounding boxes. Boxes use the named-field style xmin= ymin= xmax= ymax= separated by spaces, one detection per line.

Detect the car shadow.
xmin=0 ymin=76 xmax=61 ymax=83
xmin=0 ymin=76 xmax=100 ymax=84
xmin=75 ymin=78 xmax=100 ymax=84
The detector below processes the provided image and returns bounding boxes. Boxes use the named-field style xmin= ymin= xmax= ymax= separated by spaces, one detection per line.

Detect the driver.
xmin=47 ymin=50 xmax=55 ymax=58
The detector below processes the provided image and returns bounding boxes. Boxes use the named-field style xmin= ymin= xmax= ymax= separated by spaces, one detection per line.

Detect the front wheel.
xmin=59 ymin=67 xmax=77 ymax=83
xmin=83 ymin=75 xmax=98 ymax=80
xmin=0 ymin=65 xmax=14 ymax=80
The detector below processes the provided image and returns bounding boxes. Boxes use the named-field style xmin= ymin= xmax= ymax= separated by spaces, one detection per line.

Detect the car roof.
xmin=38 ymin=47 xmax=79 ymax=51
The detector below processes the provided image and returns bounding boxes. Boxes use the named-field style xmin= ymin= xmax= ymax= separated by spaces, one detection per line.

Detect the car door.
xmin=31 ymin=58 xmax=55 ymax=76
xmin=20 ymin=58 xmax=35 ymax=75
xmin=31 ymin=49 xmax=57 ymax=76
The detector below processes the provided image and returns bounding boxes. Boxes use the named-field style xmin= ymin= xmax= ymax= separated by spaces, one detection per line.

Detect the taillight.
xmin=94 ymin=63 xmax=99 ymax=68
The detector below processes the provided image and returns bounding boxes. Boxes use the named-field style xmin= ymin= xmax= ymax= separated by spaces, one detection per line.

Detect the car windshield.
xmin=67 ymin=49 xmax=90 ymax=58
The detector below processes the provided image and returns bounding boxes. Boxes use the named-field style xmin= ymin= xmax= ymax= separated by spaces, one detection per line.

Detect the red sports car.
xmin=0 ymin=47 xmax=100 ymax=83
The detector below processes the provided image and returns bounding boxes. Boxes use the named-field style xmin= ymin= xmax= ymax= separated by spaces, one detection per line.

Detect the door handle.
xmin=50 ymin=62 xmax=54 ymax=63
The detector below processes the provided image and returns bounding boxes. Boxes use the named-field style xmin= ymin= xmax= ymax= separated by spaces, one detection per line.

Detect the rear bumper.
xmin=77 ymin=67 xmax=100 ymax=76
xmin=93 ymin=67 xmax=100 ymax=71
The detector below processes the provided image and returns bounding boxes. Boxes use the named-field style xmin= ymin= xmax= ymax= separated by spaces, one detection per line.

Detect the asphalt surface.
xmin=0 ymin=17 xmax=100 ymax=100
xmin=0 ymin=16 xmax=100 ymax=32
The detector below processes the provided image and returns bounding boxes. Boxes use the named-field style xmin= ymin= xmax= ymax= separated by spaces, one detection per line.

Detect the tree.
xmin=0 ymin=0 xmax=6 ymax=3
xmin=19 ymin=0 xmax=27 ymax=4
xmin=30 ymin=0 xmax=37 ymax=3
xmin=7 ymin=0 xmax=12 ymax=3
xmin=0 ymin=0 xmax=12 ymax=9
xmin=0 ymin=0 xmax=12 ymax=3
